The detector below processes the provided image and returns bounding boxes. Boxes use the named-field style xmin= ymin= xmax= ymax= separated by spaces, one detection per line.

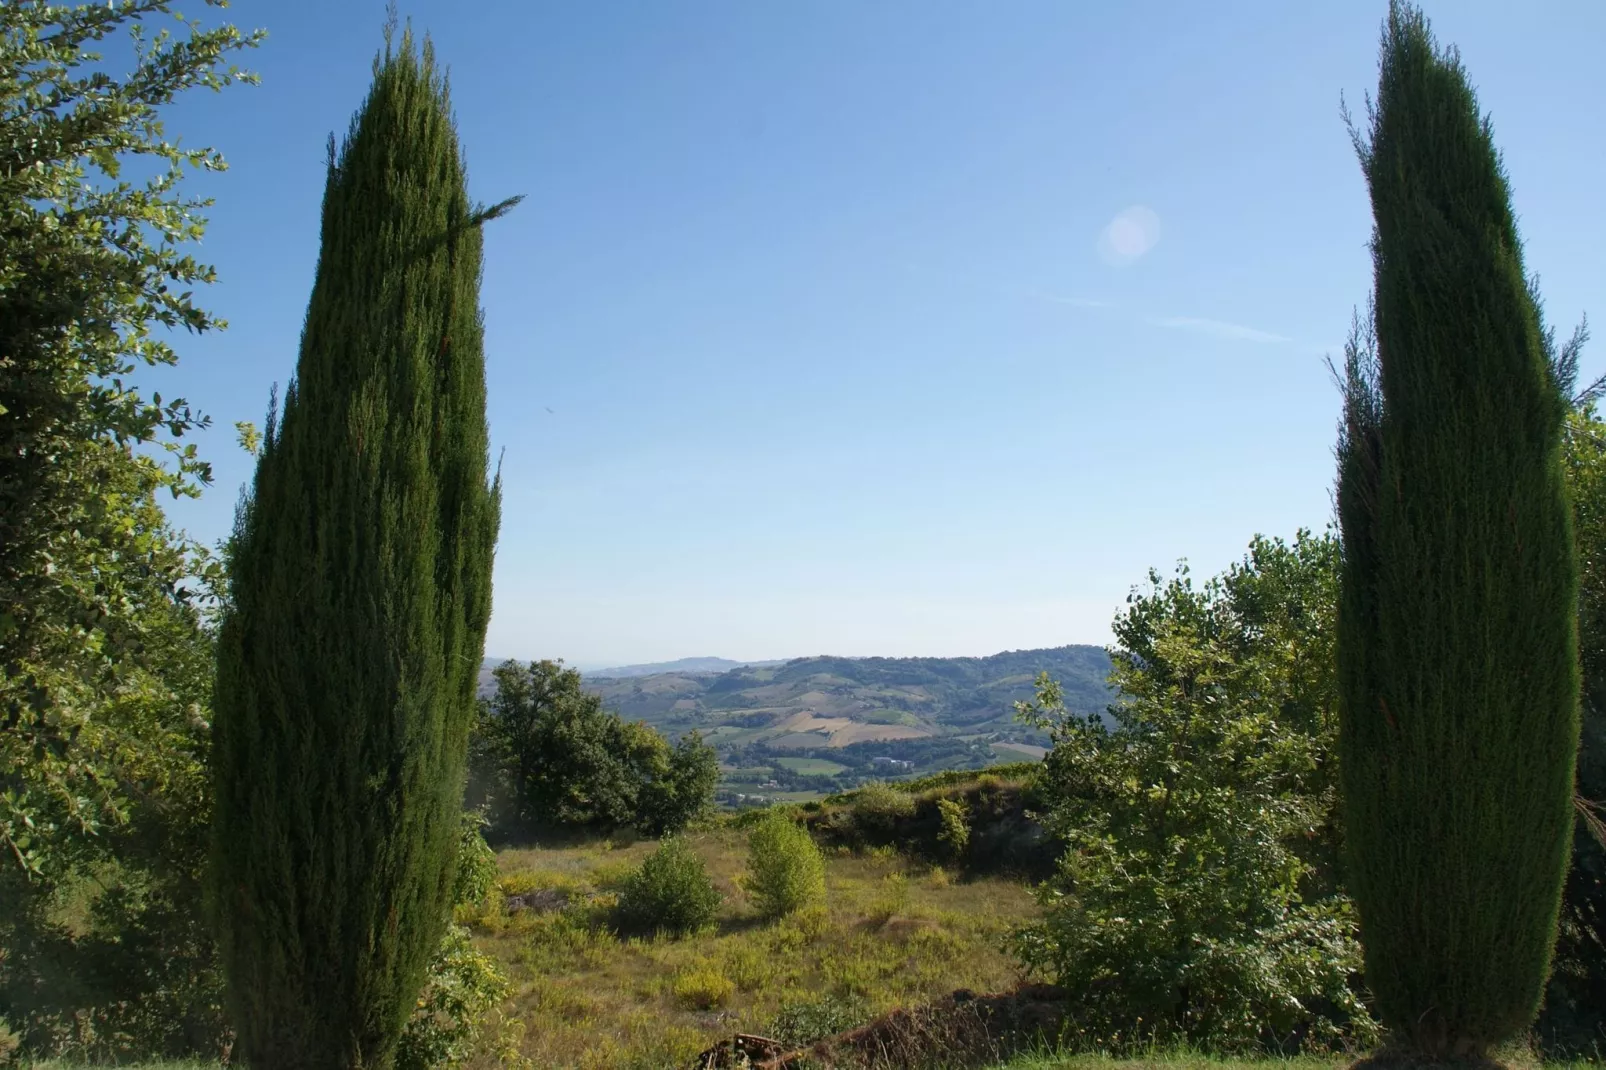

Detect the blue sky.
xmin=148 ymin=1 xmax=1606 ymax=668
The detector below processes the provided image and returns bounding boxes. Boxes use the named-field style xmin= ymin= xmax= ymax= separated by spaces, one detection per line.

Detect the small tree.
xmin=1335 ymin=3 xmax=1579 ymax=1055
xmin=210 ymin=25 xmax=512 ymax=1069
xmin=743 ymin=812 xmax=826 ymax=919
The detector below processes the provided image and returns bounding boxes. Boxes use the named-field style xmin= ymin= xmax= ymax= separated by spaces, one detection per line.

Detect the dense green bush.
xmin=1017 ymin=533 xmax=1376 ymax=1053
xmin=743 ymin=813 xmax=827 ymax=919
xmin=615 ymin=838 xmax=722 ymax=937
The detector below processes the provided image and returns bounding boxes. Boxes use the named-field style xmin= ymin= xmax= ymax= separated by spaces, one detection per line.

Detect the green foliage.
xmin=896 ymin=763 xmax=1040 ymax=794
xmin=1016 ymin=532 xmax=1376 ymax=1053
xmin=767 ymin=992 xmax=872 ymax=1048
xmin=637 ymin=730 xmax=721 ymax=837
xmin=451 ymin=810 xmax=499 ymax=910
xmin=209 ymin=27 xmax=512 ymax=1070
xmin=846 ymin=781 xmax=916 ymax=840
xmin=0 ymin=0 xmax=258 ymax=882
xmin=614 ymin=837 xmax=722 ymax=937
xmin=1539 ymin=397 xmax=1606 ymax=1057
xmin=936 ymin=798 xmax=971 ymax=863
xmin=395 ymin=924 xmax=511 ymax=1070
xmin=743 ymin=813 xmax=827 ymax=919
xmin=472 ymin=659 xmax=717 ymax=835
xmin=1335 ymin=3 xmax=1580 ymax=1055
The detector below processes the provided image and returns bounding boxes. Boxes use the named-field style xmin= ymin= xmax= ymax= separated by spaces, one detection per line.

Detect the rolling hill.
xmin=481 ymin=646 xmax=1115 ymax=799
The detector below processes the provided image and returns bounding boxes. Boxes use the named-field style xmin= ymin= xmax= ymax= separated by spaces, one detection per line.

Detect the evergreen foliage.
xmin=1334 ymin=3 xmax=1580 ymax=1055
xmin=209 ymin=25 xmax=510 ymax=1069
xmin=1540 ymin=392 xmax=1606 ymax=1057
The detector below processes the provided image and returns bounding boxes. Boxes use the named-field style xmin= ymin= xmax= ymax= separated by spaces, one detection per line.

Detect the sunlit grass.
xmin=460 ymin=825 xmax=1039 ymax=1069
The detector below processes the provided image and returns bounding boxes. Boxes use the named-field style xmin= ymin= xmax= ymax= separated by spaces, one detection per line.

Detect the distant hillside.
xmin=584 ymin=656 xmax=789 ymax=679
xmin=476 ymin=645 xmax=1114 ymax=798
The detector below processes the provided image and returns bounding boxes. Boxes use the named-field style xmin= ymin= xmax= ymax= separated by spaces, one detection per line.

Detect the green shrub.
xmin=866 ymin=873 xmax=910 ymax=925
xmin=768 ymin=992 xmax=871 ymax=1048
xmin=1015 ymin=533 xmax=1378 ymax=1053
xmin=847 ymin=781 xmax=915 ymax=840
xmin=743 ymin=813 xmax=827 ymax=919
xmin=451 ymin=809 xmax=499 ymax=909
xmin=614 ymin=838 xmax=721 ymax=937
xmin=935 ymin=797 xmax=970 ymax=862
xmin=396 ymin=923 xmax=511 ymax=1070
xmin=671 ymin=967 xmax=735 ymax=1010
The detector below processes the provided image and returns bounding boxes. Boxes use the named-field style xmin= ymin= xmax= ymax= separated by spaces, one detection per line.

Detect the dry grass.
xmin=461 ymin=827 xmax=1038 ymax=1070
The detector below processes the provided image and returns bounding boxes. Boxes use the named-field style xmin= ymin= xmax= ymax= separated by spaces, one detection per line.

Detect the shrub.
xmin=1015 ymin=533 xmax=1377 ymax=1053
xmin=743 ymin=813 xmax=827 ymax=919
xmin=452 ymin=809 xmax=500 ymax=909
xmin=935 ymin=797 xmax=970 ymax=862
xmin=671 ymin=967 xmax=735 ymax=1010
xmin=396 ymin=924 xmax=511 ymax=1070
xmin=866 ymin=873 xmax=910 ymax=925
xmin=848 ymin=781 xmax=915 ymax=840
xmin=768 ymin=993 xmax=872 ymax=1048
xmin=614 ymin=838 xmax=721 ymax=937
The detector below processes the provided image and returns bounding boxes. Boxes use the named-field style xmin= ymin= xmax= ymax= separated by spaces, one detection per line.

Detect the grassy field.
xmin=460 ymin=825 xmax=1039 ymax=1069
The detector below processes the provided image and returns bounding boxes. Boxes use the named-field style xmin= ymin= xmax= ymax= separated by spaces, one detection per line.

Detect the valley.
xmin=481 ymin=646 xmax=1114 ymax=803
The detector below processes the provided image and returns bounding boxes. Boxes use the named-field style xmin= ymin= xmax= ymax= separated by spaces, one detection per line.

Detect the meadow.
xmin=458 ymin=825 xmax=1037 ymax=1069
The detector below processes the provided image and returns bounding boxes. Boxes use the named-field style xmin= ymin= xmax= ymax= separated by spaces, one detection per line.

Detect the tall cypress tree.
xmin=210 ymin=26 xmax=513 ymax=1069
xmin=1335 ymin=2 xmax=1579 ymax=1057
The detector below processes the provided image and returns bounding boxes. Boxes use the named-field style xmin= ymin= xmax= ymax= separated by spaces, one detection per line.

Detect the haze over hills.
xmin=478 ymin=646 xmax=1116 ymax=799
xmin=583 ymin=656 xmax=791 ymax=679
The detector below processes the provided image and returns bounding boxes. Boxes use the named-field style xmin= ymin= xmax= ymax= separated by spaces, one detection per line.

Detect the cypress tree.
xmin=210 ymin=26 xmax=514 ymax=1069
xmin=1335 ymin=2 xmax=1580 ymax=1056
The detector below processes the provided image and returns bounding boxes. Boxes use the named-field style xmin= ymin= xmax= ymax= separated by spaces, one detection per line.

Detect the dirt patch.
xmin=503 ymin=887 xmax=573 ymax=914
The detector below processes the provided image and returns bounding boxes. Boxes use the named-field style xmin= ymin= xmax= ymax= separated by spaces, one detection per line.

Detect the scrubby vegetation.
xmin=457 ymin=827 xmax=1038 ymax=1068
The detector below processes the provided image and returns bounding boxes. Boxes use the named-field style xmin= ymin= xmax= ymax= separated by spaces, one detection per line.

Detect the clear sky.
xmin=147 ymin=1 xmax=1606 ymax=669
